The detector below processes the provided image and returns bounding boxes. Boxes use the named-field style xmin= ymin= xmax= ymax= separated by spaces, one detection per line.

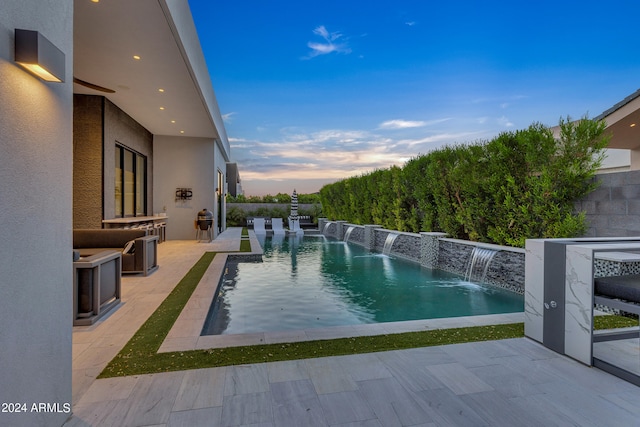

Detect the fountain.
xmin=382 ymin=233 xmax=399 ymax=256
xmin=464 ymin=247 xmax=498 ymax=283
xmin=343 ymin=226 xmax=355 ymax=242
xmin=322 ymin=222 xmax=332 ymax=235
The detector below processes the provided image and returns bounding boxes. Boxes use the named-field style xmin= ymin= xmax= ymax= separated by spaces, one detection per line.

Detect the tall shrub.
xmin=319 ymin=118 xmax=608 ymax=247
xmin=486 ymin=119 xmax=608 ymax=246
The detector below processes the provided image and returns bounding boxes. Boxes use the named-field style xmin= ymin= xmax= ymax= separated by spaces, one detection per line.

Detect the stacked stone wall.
xmin=319 ymin=219 xmax=525 ymax=293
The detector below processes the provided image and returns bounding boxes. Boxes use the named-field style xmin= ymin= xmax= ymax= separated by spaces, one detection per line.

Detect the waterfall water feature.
xmin=322 ymin=222 xmax=331 ymax=235
xmin=464 ymin=247 xmax=498 ymax=283
xmin=343 ymin=226 xmax=355 ymax=242
xmin=382 ymin=233 xmax=399 ymax=256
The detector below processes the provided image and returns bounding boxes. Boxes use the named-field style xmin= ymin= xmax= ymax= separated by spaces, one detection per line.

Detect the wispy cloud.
xmin=303 ymin=25 xmax=352 ymax=59
xmin=497 ymin=116 xmax=514 ymax=127
xmin=378 ymin=118 xmax=451 ymax=130
xmin=222 ymin=112 xmax=236 ymax=123
xmin=379 ymin=119 xmax=426 ymax=130
xmin=230 ymin=126 xmax=479 ymax=185
xmin=405 ymin=21 xmax=416 ymax=26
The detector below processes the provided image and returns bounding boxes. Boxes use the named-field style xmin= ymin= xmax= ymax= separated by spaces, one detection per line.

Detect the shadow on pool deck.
xmin=66 ymin=228 xmax=640 ymax=426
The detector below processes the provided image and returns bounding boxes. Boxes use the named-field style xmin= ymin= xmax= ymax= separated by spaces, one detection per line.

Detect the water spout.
xmin=382 ymin=233 xmax=399 ymax=256
xmin=322 ymin=222 xmax=331 ymax=235
xmin=464 ymin=247 xmax=498 ymax=283
xmin=343 ymin=226 xmax=355 ymax=242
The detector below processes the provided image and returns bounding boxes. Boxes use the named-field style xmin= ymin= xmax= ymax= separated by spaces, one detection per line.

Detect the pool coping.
xmin=158 ymin=231 xmax=525 ymax=353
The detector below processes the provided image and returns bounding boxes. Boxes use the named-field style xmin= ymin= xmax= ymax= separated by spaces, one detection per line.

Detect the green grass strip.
xmin=100 ymin=323 xmax=525 ymax=378
xmin=99 ymin=252 xmax=216 ymax=378
xmin=594 ymin=314 xmax=638 ymax=330
xmin=239 ymin=239 xmax=251 ymax=252
xmin=241 ymin=227 xmax=249 ymax=236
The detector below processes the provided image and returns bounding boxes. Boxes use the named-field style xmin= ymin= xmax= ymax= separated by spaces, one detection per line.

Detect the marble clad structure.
xmin=525 ymin=237 xmax=640 ymax=365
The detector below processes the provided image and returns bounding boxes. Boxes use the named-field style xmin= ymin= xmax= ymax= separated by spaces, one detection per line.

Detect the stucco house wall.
xmin=153 ymin=135 xmax=217 ymax=240
xmin=0 ymin=1 xmax=74 ymax=426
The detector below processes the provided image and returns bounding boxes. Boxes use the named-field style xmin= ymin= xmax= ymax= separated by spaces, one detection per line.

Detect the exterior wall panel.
xmin=153 ymin=135 xmax=216 ymax=240
xmin=0 ymin=1 xmax=74 ymax=425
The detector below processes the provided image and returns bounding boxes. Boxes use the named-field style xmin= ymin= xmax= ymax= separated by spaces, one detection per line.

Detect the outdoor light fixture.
xmin=14 ymin=29 xmax=65 ymax=82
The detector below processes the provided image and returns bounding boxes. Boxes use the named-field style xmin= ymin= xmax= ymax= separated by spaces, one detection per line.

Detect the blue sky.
xmin=189 ymin=0 xmax=640 ymax=196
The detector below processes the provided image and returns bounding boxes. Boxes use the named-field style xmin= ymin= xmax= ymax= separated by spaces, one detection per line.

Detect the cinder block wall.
xmin=577 ymin=170 xmax=640 ymax=237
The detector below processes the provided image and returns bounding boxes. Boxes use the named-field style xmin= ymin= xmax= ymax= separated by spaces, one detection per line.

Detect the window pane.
xmin=136 ymin=155 xmax=145 ymax=215
xmin=124 ymin=149 xmax=134 ymax=216
xmin=115 ymin=147 xmax=122 ymax=217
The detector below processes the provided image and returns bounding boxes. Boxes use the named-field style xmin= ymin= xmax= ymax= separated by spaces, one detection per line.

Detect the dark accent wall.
xmin=73 ymin=94 xmax=153 ymax=228
xmin=577 ymin=170 xmax=640 ymax=237
xmin=73 ymin=95 xmax=104 ymax=228
xmin=103 ymin=98 xmax=153 ymax=220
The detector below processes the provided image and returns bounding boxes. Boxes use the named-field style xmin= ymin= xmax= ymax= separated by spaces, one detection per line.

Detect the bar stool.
xmin=154 ymin=222 xmax=166 ymax=242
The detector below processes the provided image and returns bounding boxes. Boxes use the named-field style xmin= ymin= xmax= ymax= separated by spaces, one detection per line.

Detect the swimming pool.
xmin=201 ymin=235 xmax=523 ymax=335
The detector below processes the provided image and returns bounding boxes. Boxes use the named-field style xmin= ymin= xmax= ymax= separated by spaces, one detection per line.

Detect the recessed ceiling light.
xmin=159 ymin=107 xmax=165 ymax=110
xmin=133 ymin=55 xmax=141 ymax=60
xmin=180 ymin=130 xmax=185 ymax=134
xmin=171 ymin=120 xmax=176 ymax=123
xmin=631 ymin=123 xmax=636 ymax=128
xmin=91 ymin=0 xmax=99 ymax=3
xmin=158 ymin=88 xmax=165 ymax=92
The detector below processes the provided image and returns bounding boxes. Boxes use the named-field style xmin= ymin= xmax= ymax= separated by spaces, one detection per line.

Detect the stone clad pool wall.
xmin=318 ymin=219 xmax=525 ymax=293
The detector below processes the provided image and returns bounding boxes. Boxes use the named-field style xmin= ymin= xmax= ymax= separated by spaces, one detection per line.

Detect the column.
xmin=363 ymin=225 xmax=381 ymax=250
xmin=420 ymin=232 xmax=447 ymax=269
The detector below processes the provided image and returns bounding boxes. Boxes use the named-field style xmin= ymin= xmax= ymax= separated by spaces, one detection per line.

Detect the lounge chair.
xmin=253 ymin=217 xmax=267 ymax=234
xmin=272 ymin=218 xmax=285 ymax=235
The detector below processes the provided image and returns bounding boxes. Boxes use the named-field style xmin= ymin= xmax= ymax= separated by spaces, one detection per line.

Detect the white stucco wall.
xmin=0 ymin=1 xmax=73 ymax=426
xmin=600 ymin=148 xmax=631 ymax=172
xmin=153 ymin=136 xmax=217 ymax=240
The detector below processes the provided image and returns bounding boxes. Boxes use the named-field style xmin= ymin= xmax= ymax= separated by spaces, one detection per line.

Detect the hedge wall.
xmin=319 ymin=118 xmax=609 ymax=247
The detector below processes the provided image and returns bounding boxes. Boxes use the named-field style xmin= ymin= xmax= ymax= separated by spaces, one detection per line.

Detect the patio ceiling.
xmin=73 ymin=0 xmax=219 ymax=139
xmin=596 ymin=88 xmax=640 ymax=150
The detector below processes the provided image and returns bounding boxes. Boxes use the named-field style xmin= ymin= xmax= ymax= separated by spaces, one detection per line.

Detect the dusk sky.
xmin=189 ymin=0 xmax=640 ymax=196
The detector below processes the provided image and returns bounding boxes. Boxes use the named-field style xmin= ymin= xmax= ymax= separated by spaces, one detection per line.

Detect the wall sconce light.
xmin=14 ymin=29 xmax=65 ymax=82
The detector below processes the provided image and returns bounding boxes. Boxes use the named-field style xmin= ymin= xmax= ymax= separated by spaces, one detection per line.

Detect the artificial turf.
xmin=98 ymin=243 xmax=639 ymax=378
xmin=239 ymin=239 xmax=251 ymax=252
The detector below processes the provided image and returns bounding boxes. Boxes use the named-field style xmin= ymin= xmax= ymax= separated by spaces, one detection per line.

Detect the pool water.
xmin=201 ymin=235 xmax=523 ymax=335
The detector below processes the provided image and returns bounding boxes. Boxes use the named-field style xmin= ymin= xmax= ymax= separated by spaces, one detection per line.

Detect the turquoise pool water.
xmin=201 ymin=235 xmax=523 ymax=335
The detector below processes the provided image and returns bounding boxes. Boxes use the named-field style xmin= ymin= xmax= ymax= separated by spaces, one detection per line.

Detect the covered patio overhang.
xmin=73 ymin=0 xmax=229 ymax=155
xmin=596 ymin=88 xmax=640 ymax=151
xmin=595 ymin=88 xmax=640 ymax=170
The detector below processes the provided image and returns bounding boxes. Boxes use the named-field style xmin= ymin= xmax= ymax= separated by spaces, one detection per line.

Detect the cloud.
xmin=497 ymin=116 xmax=514 ymax=127
xmin=378 ymin=118 xmax=451 ymax=130
xmin=378 ymin=119 xmax=427 ymax=130
xmin=231 ymin=122 xmax=510 ymax=196
xmin=222 ymin=112 xmax=236 ymax=122
xmin=303 ymin=25 xmax=352 ymax=59
xmin=405 ymin=21 xmax=416 ymax=26
xmin=230 ymin=126 xmax=479 ymax=187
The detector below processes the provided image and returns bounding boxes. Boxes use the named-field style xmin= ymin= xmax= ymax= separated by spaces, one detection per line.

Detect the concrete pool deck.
xmin=65 ymin=228 xmax=640 ymax=426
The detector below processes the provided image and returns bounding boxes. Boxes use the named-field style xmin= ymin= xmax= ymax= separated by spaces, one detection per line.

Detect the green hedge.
xmin=320 ymin=118 xmax=609 ymax=247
